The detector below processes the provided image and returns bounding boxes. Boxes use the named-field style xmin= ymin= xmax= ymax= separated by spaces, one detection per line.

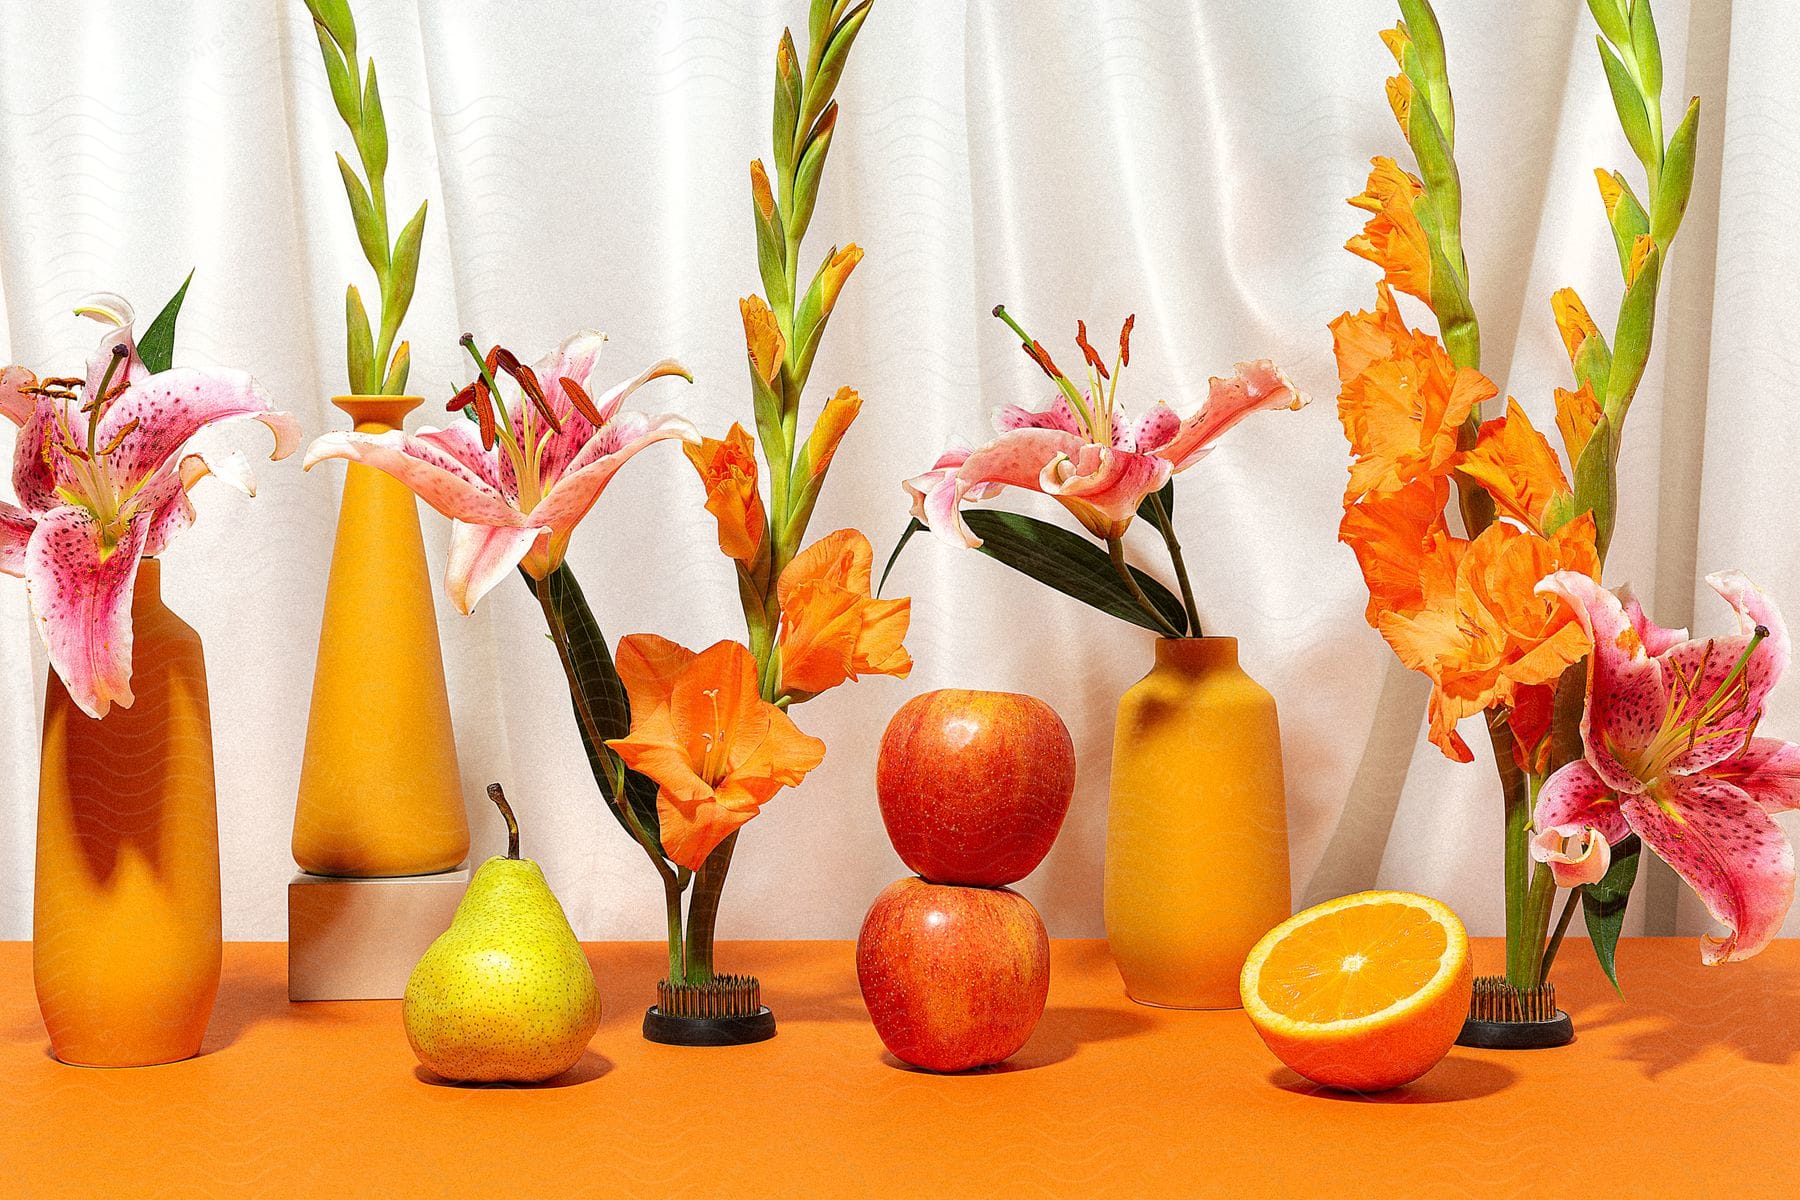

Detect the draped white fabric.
xmin=1 ymin=0 xmax=1793 ymax=947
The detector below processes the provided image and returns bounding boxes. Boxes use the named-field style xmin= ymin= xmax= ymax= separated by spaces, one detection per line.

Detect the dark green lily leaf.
xmin=1583 ymin=833 xmax=1641 ymax=993
xmin=533 ymin=565 xmax=662 ymax=854
xmin=880 ymin=512 xmax=1187 ymax=635
xmin=137 ymin=270 xmax=193 ymax=375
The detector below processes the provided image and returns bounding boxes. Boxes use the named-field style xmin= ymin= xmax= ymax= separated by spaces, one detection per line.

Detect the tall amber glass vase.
xmin=1105 ymin=637 xmax=1291 ymax=1009
xmin=34 ymin=559 xmax=222 ymax=1066
xmin=293 ymin=396 xmax=467 ymax=877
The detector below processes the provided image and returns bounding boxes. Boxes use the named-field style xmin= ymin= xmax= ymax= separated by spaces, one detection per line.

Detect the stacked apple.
xmin=857 ymin=689 xmax=1077 ymax=1072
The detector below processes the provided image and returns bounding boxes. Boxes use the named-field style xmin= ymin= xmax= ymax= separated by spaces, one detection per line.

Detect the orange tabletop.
xmin=3 ymin=937 xmax=1796 ymax=1198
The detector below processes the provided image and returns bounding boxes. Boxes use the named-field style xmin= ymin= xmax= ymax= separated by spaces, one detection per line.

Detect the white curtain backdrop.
xmin=1 ymin=0 xmax=1793 ymax=946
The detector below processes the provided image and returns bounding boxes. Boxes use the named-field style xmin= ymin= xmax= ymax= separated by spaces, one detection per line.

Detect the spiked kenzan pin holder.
xmin=1456 ymin=976 xmax=1575 ymax=1050
xmin=642 ymin=975 xmax=776 ymax=1046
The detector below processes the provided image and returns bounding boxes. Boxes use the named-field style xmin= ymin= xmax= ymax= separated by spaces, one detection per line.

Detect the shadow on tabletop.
xmin=413 ymin=1049 xmax=614 ymax=1089
xmin=878 ymin=1004 xmax=1157 ymax=1075
xmin=1562 ymin=962 xmax=1800 ymax=1080
xmin=1268 ymin=1055 xmax=1516 ymax=1103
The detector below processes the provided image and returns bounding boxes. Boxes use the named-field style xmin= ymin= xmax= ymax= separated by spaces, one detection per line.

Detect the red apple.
xmin=876 ymin=688 xmax=1076 ymax=886
xmin=856 ymin=876 xmax=1050 ymax=1072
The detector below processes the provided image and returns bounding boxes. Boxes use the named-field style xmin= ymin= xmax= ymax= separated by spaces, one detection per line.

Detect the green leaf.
xmin=789 ymin=104 xmax=836 ymax=247
xmin=1602 ymin=245 xmax=1661 ymax=427
xmin=360 ymin=60 xmax=389 ymax=183
xmin=806 ymin=0 xmax=833 ymax=74
xmin=1136 ymin=479 xmax=1174 ymax=523
xmin=1602 ymin=170 xmax=1651 ymax=275
xmin=336 ymin=153 xmax=388 ymax=273
xmin=880 ymin=513 xmax=1188 ymax=635
xmin=313 ymin=24 xmax=360 ymax=129
xmin=383 ymin=199 xmax=427 ymax=350
xmin=535 ymin=565 xmax=663 ymax=856
xmin=1584 ymin=0 xmax=1630 ymax=48
xmin=1395 ymin=0 xmax=1453 ymax=142
xmin=304 ymin=0 xmax=357 ymax=59
xmin=1582 ymin=833 xmax=1641 ymax=992
xmin=772 ymin=28 xmax=802 ymax=203
xmin=1629 ymin=0 xmax=1662 ymax=108
xmin=751 ymin=165 xmax=789 ymax=319
xmin=1572 ymin=410 xmax=1618 ymax=556
xmin=799 ymin=0 xmax=871 ymax=135
xmin=137 ymin=270 xmax=193 ymax=375
xmin=1598 ymin=37 xmax=1657 ymax=173
xmin=381 ymin=340 xmax=411 ymax=396
xmin=1652 ymin=96 xmax=1699 ymax=250
xmin=1573 ymin=322 xmax=1613 ymax=395
xmin=345 ymin=283 xmax=375 ymax=395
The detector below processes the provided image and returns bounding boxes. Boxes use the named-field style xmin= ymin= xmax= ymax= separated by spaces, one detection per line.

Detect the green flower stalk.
xmin=304 ymin=0 xmax=428 ymax=396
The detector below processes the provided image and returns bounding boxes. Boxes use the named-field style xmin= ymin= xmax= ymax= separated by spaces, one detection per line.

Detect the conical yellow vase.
xmin=293 ymin=396 xmax=468 ymax=877
xmin=1104 ymin=637 xmax=1291 ymax=1009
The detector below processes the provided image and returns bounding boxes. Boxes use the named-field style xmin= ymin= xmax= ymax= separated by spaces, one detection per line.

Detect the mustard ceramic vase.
xmin=34 ymin=559 xmax=223 ymax=1066
xmin=293 ymin=396 xmax=468 ymax=877
xmin=1104 ymin=637 xmax=1291 ymax=1009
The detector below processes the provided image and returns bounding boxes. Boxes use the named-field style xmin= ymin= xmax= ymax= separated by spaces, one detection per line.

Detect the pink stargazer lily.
xmin=0 ymin=293 xmax=298 ymax=718
xmin=304 ymin=331 xmax=697 ymax=615
xmin=906 ymin=312 xmax=1305 ymax=547
xmin=1533 ymin=570 xmax=1800 ymax=964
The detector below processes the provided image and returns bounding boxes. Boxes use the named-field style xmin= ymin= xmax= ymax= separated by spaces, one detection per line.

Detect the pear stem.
xmin=487 ymin=782 xmax=521 ymax=860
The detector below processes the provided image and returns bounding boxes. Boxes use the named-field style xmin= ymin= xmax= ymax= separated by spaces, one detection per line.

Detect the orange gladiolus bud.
xmin=741 ymin=295 xmax=786 ymax=386
xmin=684 ymin=423 xmax=766 ymax=565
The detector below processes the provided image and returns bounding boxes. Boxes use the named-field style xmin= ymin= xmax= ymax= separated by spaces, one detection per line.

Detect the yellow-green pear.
xmin=403 ymin=784 xmax=601 ymax=1082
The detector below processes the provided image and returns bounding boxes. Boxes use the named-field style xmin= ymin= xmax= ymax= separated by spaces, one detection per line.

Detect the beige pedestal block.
xmin=287 ymin=869 xmax=469 ymax=1001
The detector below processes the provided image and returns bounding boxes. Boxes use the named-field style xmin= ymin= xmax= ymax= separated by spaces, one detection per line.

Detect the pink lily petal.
xmin=917 ymin=428 xmax=1086 ymax=548
xmin=545 ymin=359 xmax=694 ymax=486
xmin=994 ymin=393 xmax=1085 ymax=438
xmin=0 ymin=501 xmax=34 ymax=577
xmin=1038 ymin=443 xmax=1172 ymax=540
xmin=1536 ymin=758 xmax=1633 ymax=842
xmin=1710 ymin=738 xmax=1800 ymax=815
xmin=1538 ymin=571 xmax=1670 ymax=793
xmin=528 ymin=412 xmax=697 ymax=562
xmin=1128 ymin=402 xmax=1180 ymax=455
xmin=1622 ymin=586 xmax=1687 ymax=656
xmin=1530 ymin=822 xmax=1612 ymax=888
xmin=76 ymin=293 xmax=150 ymax=400
xmin=97 ymin=368 xmax=298 ymax=492
xmin=1649 ymin=572 xmax=1790 ymax=778
xmin=416 ymin=423 xmax=505 ymax=493
xmin=138 ymin=450 xmax=258 ymax=558
xmin=1 ymin=365 xmax=34 ymax=427
xmin=1621 ymin=776 xmax=1795 ymax=964
xmin=304 ymin=430 xmax=525 ymax=528
xmin=1151 ymin=359 xmax=1307 ymax=471
xmin=445 ymin=519 xmax=545 ymax=616
xmin=11 ymin=391 xmax=64 ymax=510
xmin=23 ymin=504 xmax=152 ymax=718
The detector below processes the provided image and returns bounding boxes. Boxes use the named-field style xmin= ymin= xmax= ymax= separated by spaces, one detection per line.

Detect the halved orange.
xmin=1239 ymin=890 xmax=1473 ymax=1092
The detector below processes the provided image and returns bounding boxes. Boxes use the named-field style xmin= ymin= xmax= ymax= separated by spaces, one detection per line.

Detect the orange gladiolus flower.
xmin=1346 ymin=157 xmax=1433 ymax=305
xmin=1376 ymin=515 xmax=1601 ymax=762
xmin=777 ymin=529 xmax=912 ymax=696
xmin=685 ymin=423 xmax=766 ymax=565
xmin=1338 ymin=474 xmax=1461 ymax=626
xmin=1332 ymin=285 xmax=1497 ymax=500
xmin=1455 ymin=398 xmax=1572 ymax=534
xmin=606 ymin=634 xmax=826 ymax=871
